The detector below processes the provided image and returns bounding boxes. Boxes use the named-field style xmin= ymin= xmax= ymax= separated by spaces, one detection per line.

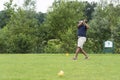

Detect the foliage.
xmin=0 ymin=11 xmax=10 ymax=28
xmin=35 ymin=12 xmax=46 ymax=25
xmin=59 ymin=27 xmax=77 ymax=52
xmin=44 ymin=39 xmax=64 ymax=53
xmin=0 ymin=0 xmax=46 ymax=53
xmin=84 ymin=2 xmax=97 ymax=21
xmin=88 ymin=1 xmax=120 ymax=53
xmin=44 ymin=1 xmax=86 ymax=52
xmin=6 ymin=33 xmax=36 ymax=53
xmin=0 ymin=0 xmax=120 ymax=53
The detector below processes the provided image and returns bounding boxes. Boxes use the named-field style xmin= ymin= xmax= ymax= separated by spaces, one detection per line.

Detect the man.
xmin=73 ymin=19 xmax=89 ymax=60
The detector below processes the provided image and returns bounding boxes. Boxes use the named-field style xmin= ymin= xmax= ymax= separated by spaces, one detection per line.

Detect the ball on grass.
xmin=66 ymin=53 xmax=69 ymax=56
xmin=58 ymin=70 xmax=64 ymax=77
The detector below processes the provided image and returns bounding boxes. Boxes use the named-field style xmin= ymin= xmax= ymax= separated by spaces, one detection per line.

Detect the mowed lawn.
xmin=0 ymin=54 xmax=120 ymax=80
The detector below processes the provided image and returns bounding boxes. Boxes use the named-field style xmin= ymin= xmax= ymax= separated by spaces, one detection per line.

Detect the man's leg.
xmin=81 ymin=49 xmax=88 ymax=59
xmin=73 ymin=47 xmax=81 ymax=60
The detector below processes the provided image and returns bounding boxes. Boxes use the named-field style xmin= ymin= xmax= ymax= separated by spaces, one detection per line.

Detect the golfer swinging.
xmin=73 ymin=19 xmax=89 ymax=60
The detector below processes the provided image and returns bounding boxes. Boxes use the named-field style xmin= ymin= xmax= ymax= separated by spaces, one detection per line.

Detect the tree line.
xmin=0 ymin=0 xmax=120 ymax=53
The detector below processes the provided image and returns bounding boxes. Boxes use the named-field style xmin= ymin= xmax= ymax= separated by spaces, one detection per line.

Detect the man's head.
xmin=83 ymin=19 xmax=88 ymax=23
xmin=78 ymin=19 xmax=87 ymax=24
xmin=79 ymin=20 xmax=83 ymax=23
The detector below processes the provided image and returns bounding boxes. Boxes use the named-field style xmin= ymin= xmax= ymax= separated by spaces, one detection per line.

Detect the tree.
xmin=84 ymin=2 xmax=97 ymax=21
xmin=0 ymin=0 xmax=48 ymax=53
xmin=44 ymin=0 xmax=86 ymax=52
xmin=35 ymin=12 xmax=46 ymax=25
xmin=0 ymin=11 xmax=10 ymax=29
xmin=88 ymin=0 xmax=120 ymax=53
xmin=0 ymin=0 xmax=37 ymax=53
xmin=0 ymin=0 xmax=16 ymax=29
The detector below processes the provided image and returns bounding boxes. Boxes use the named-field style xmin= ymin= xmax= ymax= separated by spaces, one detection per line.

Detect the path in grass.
xmin=0 ymin=54 xmax=120 ymax=80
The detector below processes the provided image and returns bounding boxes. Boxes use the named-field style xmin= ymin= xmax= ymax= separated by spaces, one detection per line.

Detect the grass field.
xmin=0 ymin=54 xmax=120 ymax=80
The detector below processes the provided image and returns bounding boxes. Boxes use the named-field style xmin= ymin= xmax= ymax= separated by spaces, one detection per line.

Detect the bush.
xmin=7 ymin=33 xmax=36 ymax=53
xmin=44 ymin=39 xmax=64 ymax=53
xmin=0 ymin=38 xmax=6 ymax=53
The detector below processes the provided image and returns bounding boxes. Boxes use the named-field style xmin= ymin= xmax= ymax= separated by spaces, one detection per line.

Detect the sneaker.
xmin=85 ymin=56 xmax=89 ymax=59
xmin=73 ymin=57 xmax=77 ymax=60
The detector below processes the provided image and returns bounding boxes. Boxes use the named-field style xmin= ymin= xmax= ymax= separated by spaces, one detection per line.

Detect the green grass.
xmin=0 ymin=54 xmax=120 ymax=80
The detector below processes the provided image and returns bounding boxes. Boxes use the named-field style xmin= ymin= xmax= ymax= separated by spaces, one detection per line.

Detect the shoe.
xmin=85 ymin=56 xmax=89 ymax=59
xmin=73 ymin=57 xmax=77 ymax=60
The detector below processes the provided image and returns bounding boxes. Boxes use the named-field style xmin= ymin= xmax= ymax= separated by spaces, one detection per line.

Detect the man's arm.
xmin=83 ymin=22 xmax=89 ymax=29
xmin=77 ymin=21 xmax=83 ymax=28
